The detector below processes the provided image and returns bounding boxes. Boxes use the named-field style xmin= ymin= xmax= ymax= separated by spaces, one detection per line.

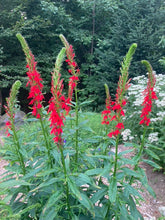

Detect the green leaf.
xmin=142 ymin=159 xmax=161 ymax=169
xmin=121 ymin=167 xmax=141 ymax=178
xmin=30 ymin=178 xmax=60 ymax=192
xmin=79 ymin=100 xmax=93 ymax=106
xmin=129 ymin=195 xmax=143 ymax=220
xmin=43 ymin=189 xmax=63 ymax=210
xmin=36 ymin=168 xmax=57 ymax=177
xmin=85 ymin=168 xmax=103 ymax=176
xmin=108 ymin=177 xmax=117 ymax=203
xmin=144 ymin=148 xmax=160 ymax=160
xmin=124 ymin=184 xmax=143 ymax=200
xmin=71 ymin=215 xmax=79 ymax=220
xmin=90 ymin=188 xmax=107 ymax=203
xmin=0 ymin=180 xmax=32 ymax=188
xmin=79 ymin=193 xmax=94 ymax=216
xmin=68 ymin=177 xmax=82 ymax=200
xmin=22 ymin=167 xmax=43 ymax=179
xmin=118 ymin=149 xmax=134 ymax=156
xmin=40 ymin=207 xmax=58 ymax=220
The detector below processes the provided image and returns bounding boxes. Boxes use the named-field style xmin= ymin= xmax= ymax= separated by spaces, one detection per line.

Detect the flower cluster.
xmin=65 ymin=44 xmax=80 ymax=102
xmin=148 ymin=132 xmax=159 ymax=143
xmin=102 ymin=84 xmax=112 ymax=125
xmin=26 ymin=51 xmax=44 ymax=119
xmin=60 ymin=35 xmax=80 ymax=106
xmin=127 ymin=73 xmax=164 ymax=123
xmin=102 ymin=78 xmax=129 ymax=138
xmin=102 ymin=43 xmax=137 ymax=138
xmin=5 ymin=120 xmax=12 ymax=137
xmin=121 ymin=129 xmax=134 ymax=141
xmin=139 ymin=71 xmax=157 ymax=126
xmin=48 ymin=71 xmax=68 ymax=145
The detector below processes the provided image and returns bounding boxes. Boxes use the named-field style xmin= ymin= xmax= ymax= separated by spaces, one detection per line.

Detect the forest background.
xmin=0 ymin=0 xmax=165 ymax=113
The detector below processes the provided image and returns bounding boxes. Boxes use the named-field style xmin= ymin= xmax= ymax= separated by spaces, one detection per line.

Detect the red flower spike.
xmin=48 ymin=70 xmax=69 ymax=145
xmin=64 ymin=44 xmax=80 ymax=107
xmin=5 ymin=121 xmax=12 ymax=137
xmin=139 ymin=70 xmax=157 ymax=126
xmin=26 ymin=51 xmax=44 ymax=118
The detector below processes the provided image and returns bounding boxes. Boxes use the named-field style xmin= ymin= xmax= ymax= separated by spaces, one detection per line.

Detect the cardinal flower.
xmin=48 ymin=68 xmax=68 ymax=145
xmin=139 ymin=66 xmax=157 ymax=126
xmin=60 ymin=35 xmax=80 ymax=110
xmin=26 ymin=51 xmax=44 ymax=119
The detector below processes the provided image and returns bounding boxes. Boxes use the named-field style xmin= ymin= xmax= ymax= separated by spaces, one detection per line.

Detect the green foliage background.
xmin=0 ymin=0 xmax=165 ymax=112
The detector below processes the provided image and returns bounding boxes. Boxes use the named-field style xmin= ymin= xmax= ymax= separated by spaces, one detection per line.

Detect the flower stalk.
xmin=102 ymin=44 xmax=137 ymax=178
xmin=17 ymin=33 xmax=54 ymax=168
xmin=60 ymin=34 xmax=80 ymax=167
xmin=5 ymin=80 xmax=26 ymax=175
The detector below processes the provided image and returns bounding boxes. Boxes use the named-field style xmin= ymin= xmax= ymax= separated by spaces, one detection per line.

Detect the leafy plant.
xmin=0 ymin=34 xmax=161 ymax=219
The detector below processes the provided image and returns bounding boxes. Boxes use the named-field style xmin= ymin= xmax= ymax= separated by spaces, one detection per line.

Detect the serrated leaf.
xmin=90 ymin=188 xmax=107 ymax=203
xmin=22 ymin=167 xmax=43 ymax=180
xmin=122 ymin=167 xmax=141 ymax=178
xmin=40 ymin=207 xmax=58 ymax=220
xmin=124 ymin=184 xmax=143 ymax=200
xmin=129 ymin=195 xmax=143 ymax=219
xmin=108 ymin=177 xmax=117 ymax=203
xmin=0 ymin=180 xmax=32 ymax=188
xmin=43 ymin=189 xmax=63 ymax=210
xmin=145 ymin=148 xmax=160 ymax=160
xmin=118 ymin=149 xmax=134 ymax=156
xmin=79 ymin=100 xmax=93 ymax=106
xmin=142 ymin=159 xmax=161 ymax=169
xmin=36 ymin=168 xmax=57 ymax=177
xmin=68 ymin=177 xmax=81 ymax=200
xmin=30 ymin=178 xmax=59 ymax=192
xmin=85 ymin=168 xmax=103 ymax=176
xmin=79 ymin=193 xmax=94 ymax=216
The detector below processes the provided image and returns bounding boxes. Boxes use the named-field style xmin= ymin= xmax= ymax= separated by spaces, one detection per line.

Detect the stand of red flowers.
xmin=0 ymin=34 xmax=160 ymax=219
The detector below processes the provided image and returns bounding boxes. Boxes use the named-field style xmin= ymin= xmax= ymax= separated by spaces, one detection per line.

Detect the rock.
xmin=0 ymin=110 xmax=26 ymax=128
xmin=159 ymin=206 xmax=165 ymax=217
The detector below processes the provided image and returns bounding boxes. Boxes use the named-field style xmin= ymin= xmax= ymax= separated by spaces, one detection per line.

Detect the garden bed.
xmin=0 ymin=134 xmax=164 ymax=219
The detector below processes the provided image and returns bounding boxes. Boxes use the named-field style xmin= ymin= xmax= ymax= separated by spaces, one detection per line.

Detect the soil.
xmin=0 ymin=132 xmax=165 ymax=219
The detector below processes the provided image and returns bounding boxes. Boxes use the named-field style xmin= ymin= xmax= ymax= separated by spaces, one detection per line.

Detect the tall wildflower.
xmin=139 ymin=60 xmax=157 ymax=126
xmin=102 ymin=43 xmax=137 ymax=138
xmin=4 ymin=81 xmax=26 ymax=175
xmin=16 ymin=33 xmax=44 ymax=119
xmin=101 ymin=84 xmax=112 ymax=125
xmin=48 ymin=48 xmax=68 ymax=145
xmin=4 ymin=81 xmax=22 ymax=136
xmin=59 ymin=34 xmax=80 ymax=106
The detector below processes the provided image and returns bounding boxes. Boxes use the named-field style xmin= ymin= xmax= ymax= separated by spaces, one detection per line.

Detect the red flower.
xmin=139 ymin=71 xmax=157 ymax=126
xmin=108 ymin=129 xmax=120 ymax=138
xmin=26 ymin=52 xmax=44 ymax=118
xmin=65 ymin=45 xmax=80 ymax=107
xmin=48 ymin=71 xmax=68 ymax=145
xmin=116 ymin=122 xmax=124 ymax=130
xmin=5 ymin=121 xmax=12 ymax=137
xmin=102 ymin=71 xmax=130 ymax=138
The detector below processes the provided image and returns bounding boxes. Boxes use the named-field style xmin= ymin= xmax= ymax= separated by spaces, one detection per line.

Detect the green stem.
xmin=39 ymin=118 xmax=53 ymax=169
xmin=11 ymin=122 xmax=26 ymax=176
xmin=59 ymin=145 xmax=71 ymax=213
xmin=75 ymin=88 xmax=79 ymax=167
xmin=113 ymin=134 xmax=120 ymax=178
xmin=130 ymin=126 xmax=147 ymax=184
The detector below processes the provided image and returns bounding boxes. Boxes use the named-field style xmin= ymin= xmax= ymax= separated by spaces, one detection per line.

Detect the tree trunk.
xmin=91 ymin=0 xmax=96 ymax=55
xmin=0 ymin=89 xmax=2 ymax=116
